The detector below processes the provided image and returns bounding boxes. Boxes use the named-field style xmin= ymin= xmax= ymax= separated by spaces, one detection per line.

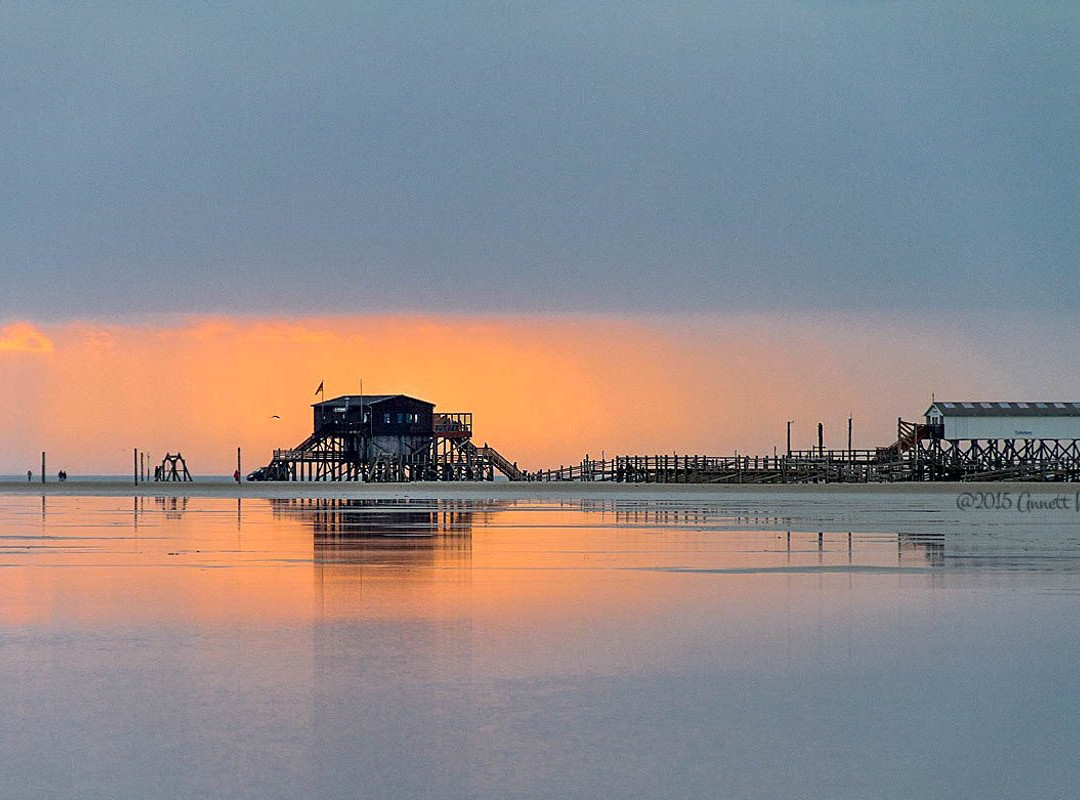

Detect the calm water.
xmin=1 ymin=493 xmax=1079 ymax=799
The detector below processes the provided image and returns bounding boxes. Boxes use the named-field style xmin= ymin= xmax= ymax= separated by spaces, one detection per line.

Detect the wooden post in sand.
xmin=133 ymin=448 xmax=138 ymax=486
xmin=41 ymin=451 xmax=45 ymax=484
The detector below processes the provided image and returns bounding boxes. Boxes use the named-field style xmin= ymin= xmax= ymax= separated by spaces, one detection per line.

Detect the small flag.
xmin=315 ymin=381 xmax=324 ymax=396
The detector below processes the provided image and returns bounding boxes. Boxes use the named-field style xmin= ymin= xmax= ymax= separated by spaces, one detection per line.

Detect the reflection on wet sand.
xmin=900 ymin=533 xmax=946 ymax=567
xmin=278 ymin=498 xmax=487 ymax=785
xmin=270 ymin=497 xmax=488 ymax=570
xmin=268 ymin=499 xmax=509 ymax=624
xmin=2 ymin=494 xmax=1077 ymax=632
xmin=3 ymin=492 xmax=1080 ymax=799
xmin=153 ymin=495 xmax=189 ymax=519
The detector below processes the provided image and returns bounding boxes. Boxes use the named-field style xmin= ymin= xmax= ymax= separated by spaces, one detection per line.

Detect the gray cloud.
xmin=2 ymin=1 xmax=1077 ymax=318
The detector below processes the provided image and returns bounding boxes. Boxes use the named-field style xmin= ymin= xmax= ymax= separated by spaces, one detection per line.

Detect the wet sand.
xmin=4 ymin=478 xmax=1077 ymax=535
xmin=0 ymin=478 xmax=1071 ymax=499
xmin=3 ymin=485 xmax=1080 ymax=798
xmin=2 ymin=490 xmax=1079 ymax=799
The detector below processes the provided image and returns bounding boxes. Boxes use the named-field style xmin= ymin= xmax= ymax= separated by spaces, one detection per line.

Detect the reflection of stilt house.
xmin=249 ymin=394 xmax=523 ymax=482
xmin=269 ymin=497 xmax=482 ymax=570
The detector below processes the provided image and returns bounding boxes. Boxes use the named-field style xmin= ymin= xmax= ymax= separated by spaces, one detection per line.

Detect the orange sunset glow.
xmin=0 ymin=322 xmax=54 ymax=353
xmin=1 ymin=312 xmax=1077 ymax=475
xmin=6 ymin=3 xmax=1080 ymax=797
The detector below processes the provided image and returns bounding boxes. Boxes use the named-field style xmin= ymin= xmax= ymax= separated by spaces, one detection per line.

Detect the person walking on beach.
xmin=26 ymin=470 xmax=32 ymax=483
xmin=233 ymin=469 xmax=240 ymax=483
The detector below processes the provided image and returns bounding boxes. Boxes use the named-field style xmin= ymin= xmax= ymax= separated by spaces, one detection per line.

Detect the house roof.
xmin=926 ymin=401 xmax=1080 ymax=418
xmin=312 ymin=394 xmax=433 ymax=409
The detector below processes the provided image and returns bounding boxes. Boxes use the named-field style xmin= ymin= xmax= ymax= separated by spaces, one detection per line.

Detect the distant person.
xmin=233 ymin=469 xmax=241 ymax=483
xmin=27 ymin=470 xmax=32 ymax=483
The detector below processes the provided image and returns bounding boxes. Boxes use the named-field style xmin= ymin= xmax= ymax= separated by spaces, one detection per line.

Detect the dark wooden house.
xmin=313 ymin=395 xmax=435 ymax=437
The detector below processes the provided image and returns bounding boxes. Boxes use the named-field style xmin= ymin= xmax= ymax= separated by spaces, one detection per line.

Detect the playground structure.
xmin=155 ymin=452 xmax=193 ymax=482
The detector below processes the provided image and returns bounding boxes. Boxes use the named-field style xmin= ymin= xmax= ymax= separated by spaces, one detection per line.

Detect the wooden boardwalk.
xmin=530 ymin=452 xmax=895 ymax=484
xmin=529 ymin=441 xmax=1080 ymax=484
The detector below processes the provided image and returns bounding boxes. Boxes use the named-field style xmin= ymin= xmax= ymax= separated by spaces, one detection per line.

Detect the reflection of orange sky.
xmin=0 ymin=496 xmax=942 ymax=685
xmin=1 ymin=313 xmax=1078 ymax=473
xmin=0 ymin=497 xmax=701 ymax=628
xmin=0 ymin=497 xmax=916 ymax=638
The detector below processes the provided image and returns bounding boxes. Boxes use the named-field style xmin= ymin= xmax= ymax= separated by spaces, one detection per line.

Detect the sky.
xmin=1 ymin=2 xmax=1078 ymax=472
xmin=3 ymin=313 xmax=1080 ymax=474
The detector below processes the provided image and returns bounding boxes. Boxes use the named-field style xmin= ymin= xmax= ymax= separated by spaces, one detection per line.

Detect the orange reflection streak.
xmin=0 ymin=312 xmax=1075 ymax=474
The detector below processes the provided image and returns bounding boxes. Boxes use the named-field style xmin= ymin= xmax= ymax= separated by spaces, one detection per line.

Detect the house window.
xmin=396 ymin=413 xmax=403 ymax=424
xmin=383 ymin=413 xmax=391 ymax=424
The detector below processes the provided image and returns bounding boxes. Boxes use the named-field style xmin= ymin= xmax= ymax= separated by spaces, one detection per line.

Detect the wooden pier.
xmin=531 ymin=453 xmax=886 ymax=484
xmin=530 ymin=421 xmax=1080 ymax=484
xmin=251 ymin=394 xmax=1080 ymax=484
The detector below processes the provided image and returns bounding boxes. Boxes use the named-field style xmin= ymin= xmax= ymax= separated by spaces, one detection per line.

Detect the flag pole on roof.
xmin=315 ymin=380 xmax=324 ymax=402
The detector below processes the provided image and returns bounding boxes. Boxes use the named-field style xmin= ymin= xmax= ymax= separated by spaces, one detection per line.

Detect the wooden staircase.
xmin=875 ymin=419 xmax=934 ymax=463
xmin=462 ymin=441 xmax=525 ymax=481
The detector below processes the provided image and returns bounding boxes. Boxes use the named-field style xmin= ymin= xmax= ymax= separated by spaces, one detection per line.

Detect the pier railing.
xmin=786 ymin=448 xmax=885 ymax=463
xmin=530 ymin=437 xmax=1080 ymax=483
xmin=530 ymin=452 xmax=905 ymax=484
xmin=434 ymin=413 xmax=473 ymax=438
xmin=273 ymin=448 xmax=344 ymax=462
